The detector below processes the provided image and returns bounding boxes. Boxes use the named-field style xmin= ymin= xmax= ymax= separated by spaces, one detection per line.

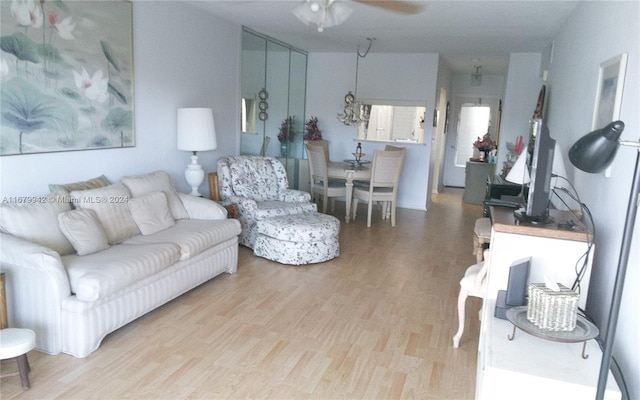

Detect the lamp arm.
xmin=619 ymin=140 xmax=640 ymax=148
xmin=596 ymin=147 xmax=640 ymax=400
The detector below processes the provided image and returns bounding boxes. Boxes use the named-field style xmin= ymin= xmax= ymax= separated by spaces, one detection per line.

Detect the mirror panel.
xmin=288 ymin=49 xmax=307 ymax=160
xmin=240 ymin=28 xmax=308 ymax=189
xmin=240 ymin=30 xmax=266 ymax=154
xmin=265 ymin=40 xmax=291 ymax=158
xmin=357 ymin=100 xmax=426 ymax=143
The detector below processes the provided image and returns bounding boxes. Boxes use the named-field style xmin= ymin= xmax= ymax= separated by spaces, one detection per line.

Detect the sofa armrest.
xmin=222 ymin=195 xmax=258 ymax=212
xmin=177 ymin=193 xmax=227 ymax=220
xmin=280 ymin=189 xmax=311 ymax=202
xmin=0 ymin=232 xmax=71 ymax=354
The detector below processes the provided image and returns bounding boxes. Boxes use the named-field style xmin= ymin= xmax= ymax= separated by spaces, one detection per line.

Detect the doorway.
xmin=443 ymin=96 xmax=500 ymax=187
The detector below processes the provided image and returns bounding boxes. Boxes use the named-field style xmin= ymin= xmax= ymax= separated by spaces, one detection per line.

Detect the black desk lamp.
xmin=568 ymin=120 xmax=639 ymax=400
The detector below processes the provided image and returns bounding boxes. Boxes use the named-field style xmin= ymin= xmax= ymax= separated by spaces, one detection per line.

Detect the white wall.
xmin=496 ymin=53 xmax=543 ymax=170
xmin=546 ymin=1 xmax=639 ymax=397
xmin=443 ymin=72 xmax=505 ymax=186
xmin=306 ymin=52 xmax=439 ymax=210
xmin=0 ymin=2 xmax=241 ymax=198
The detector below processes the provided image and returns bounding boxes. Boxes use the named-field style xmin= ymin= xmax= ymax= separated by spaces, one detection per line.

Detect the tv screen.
xmin=520 ymin=118 xmax=556 ymax=223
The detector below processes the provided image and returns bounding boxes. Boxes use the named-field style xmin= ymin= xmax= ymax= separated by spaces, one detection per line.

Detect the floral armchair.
xmin=217 ymin=156 xmax=317 ymax=248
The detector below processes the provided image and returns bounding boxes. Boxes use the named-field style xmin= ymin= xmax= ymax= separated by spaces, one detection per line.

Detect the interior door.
xmin=443 ymin=96 xmax=500 ymax=187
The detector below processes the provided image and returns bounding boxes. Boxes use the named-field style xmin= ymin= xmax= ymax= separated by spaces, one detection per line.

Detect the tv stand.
xmin=476 ymin=206 xmax=621 ymax=399
xmin=513 ymin=208 xmax=554 ymax=225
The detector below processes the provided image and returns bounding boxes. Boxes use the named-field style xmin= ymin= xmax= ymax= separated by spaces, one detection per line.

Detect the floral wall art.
xmin=0 ymin=0 xmax=134 ymax=156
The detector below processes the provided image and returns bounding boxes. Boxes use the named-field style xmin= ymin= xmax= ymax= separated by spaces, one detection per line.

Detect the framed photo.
xmin=444 ymin=101 xmax=450 ymax=134
xmin=592 ymin=53 xmax=628 ymax=130
xmin=1 ymin=1 xmax=134 ymax=156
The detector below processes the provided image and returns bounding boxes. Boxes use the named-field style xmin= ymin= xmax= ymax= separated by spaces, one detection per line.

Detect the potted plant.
xmin=278 ymin=116 xmax=295 ymax=156
xmin=303 ymin=116 xmax=322 ymax=141
xmin=473 ymin=133 xmax=497 ymax=161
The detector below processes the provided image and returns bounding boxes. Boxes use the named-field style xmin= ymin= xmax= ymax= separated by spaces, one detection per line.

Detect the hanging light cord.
xmin=354 ymin=38 xmax=374 ymax=98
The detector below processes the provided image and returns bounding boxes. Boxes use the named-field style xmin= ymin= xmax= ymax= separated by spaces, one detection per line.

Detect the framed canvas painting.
xmin=0 ymin=0 xmax=134 ymax=156
xmin=592 ymin=53 xmax=627 ymax=130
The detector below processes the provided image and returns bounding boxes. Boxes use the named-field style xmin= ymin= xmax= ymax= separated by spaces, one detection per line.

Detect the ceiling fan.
xmin=293 ymin=0 xmax=422 ymax=32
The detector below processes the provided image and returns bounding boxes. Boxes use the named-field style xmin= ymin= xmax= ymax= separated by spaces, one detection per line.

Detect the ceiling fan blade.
xmin=354 ymin=0 xmax=424 ymax=15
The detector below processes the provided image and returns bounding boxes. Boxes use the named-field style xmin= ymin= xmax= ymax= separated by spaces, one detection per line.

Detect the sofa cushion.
xmin=229 ymin=158 xmax=281 ymax=201
xmin=120 ymin=171 xmax=189 ymax=220
xmin=49 ymin=175 xmax=111 ymax=195
xmin=251 ymin=200 xmax=318 ymax=220
xmin=0 ymin=194 xmax=75 ymax=255
xmin=70 ymin=183 xmax=140 ymax=244
xmin=123 ymin=219 xmax=241 ymax=261
xmin=128 ymin=191 xmax=176 ymax=235
xmin=177 ymin=193 xmax=227 ymax=220
xmin=58 ymin=209 xmax=110 ymax=256
xmin=62 ymin=242 xmax=181 ymax=302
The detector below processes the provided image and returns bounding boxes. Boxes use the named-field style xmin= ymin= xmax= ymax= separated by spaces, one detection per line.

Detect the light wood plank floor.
xmin=1 ymin=188 xmax=484 ymax=400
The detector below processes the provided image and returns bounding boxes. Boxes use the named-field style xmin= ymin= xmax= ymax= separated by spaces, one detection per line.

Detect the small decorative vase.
xmin=280 ymin=142 xmax=287 ymax=157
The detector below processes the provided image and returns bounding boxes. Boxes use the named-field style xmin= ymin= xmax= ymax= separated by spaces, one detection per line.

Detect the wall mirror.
xmin=241 ymin=95 xmax=257 ymax=133
xmin=357 ymin=100 xmax=426 ymax=143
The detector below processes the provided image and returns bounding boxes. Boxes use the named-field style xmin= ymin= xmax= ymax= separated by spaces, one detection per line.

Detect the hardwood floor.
xmin=0 ymin=188 xmax=484 ymax=400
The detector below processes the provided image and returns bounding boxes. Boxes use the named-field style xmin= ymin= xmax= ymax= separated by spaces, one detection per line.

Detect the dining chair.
xmin=351 ymin=148 xmax=405 ymax=227
xmin=384 ymin=144 xmax=404 ymax=152
xmin=305 ymin=142 xmax=346 ymax=213
xmin=304 ymin=140 xmax=329 ymax=162
xmin=452 ymin=249 xmax=489 ymax=348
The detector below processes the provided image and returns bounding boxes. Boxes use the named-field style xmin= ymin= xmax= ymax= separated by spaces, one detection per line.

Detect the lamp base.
xmin=185 ymin=153 xmax=204 ymax=197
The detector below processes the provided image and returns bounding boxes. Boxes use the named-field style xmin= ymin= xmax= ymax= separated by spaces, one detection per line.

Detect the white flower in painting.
xmin=73 ymin=67 xmax=109 ymax=104
xmin=55 ymin=17 xmax=76 ymax=40
xmin=10 ymin=0 xmax=43 ymax=28
xmin=1 ymin=58 xmax=9 ymax=80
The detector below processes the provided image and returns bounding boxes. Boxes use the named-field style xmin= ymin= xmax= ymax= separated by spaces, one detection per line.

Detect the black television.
xmin=516 ymin=118 xmax=556 ymax=224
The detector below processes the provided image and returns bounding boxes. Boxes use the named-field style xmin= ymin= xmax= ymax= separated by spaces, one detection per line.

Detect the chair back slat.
xmin=305 ymin=143 xmax=329 ymax=183
xmin=370 ymin=149 xmax=405 ymax=189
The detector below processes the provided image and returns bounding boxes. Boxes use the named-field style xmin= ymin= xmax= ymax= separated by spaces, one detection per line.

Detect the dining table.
xmin=327 ymin=160 xmax=372 ymax=223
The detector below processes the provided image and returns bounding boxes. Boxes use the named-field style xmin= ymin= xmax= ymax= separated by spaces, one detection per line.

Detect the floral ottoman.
xmin=253 ymin=212 xmax=340 ymax=265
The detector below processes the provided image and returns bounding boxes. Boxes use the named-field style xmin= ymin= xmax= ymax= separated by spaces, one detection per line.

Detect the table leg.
xmin=344 ymin=170 xmax=355 ymax=223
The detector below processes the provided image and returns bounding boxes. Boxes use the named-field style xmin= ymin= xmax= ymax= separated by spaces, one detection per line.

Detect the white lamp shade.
xmin=505 ymin=151 xmax=530 ymax=184
xmin=177 ymin=108 xmax=217 ymax=151
xmin=551 ymin=142 xmax=567 ymax=185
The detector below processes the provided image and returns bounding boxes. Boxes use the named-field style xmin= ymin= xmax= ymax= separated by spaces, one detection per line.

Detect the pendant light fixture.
xmin=338 ymin=38 xmax=374 ymax=126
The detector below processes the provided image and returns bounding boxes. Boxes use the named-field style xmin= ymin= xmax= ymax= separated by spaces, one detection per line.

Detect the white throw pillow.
xmin=128 ymin=191 xmax=176 ymax=235
xmin=58 ymin=209 xmax=110 ymax=256
xmin=120 ymin=171 xmax=189 ymax=220
xmin=177 ymin=193 xmax=227 ymax=220
xmin=70 ymin=183 xmax=140 ymax=244
xmin=49 ymin=175 xmax=111 ymax=195
xmin=0 ymin=194 xmax=74 ymax=255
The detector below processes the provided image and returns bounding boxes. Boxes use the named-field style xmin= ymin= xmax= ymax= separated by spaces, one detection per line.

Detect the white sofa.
xmin=0 ymin=171 xmax=241 ymax=358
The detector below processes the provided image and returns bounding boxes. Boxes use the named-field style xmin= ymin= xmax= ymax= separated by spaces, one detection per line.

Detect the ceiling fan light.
xmin=292 ymin=2 xmax=323 ymax=25
xmin=293 ymin=0 xmax=352 ymax=31
xmin=324 ymin=2 xmax=353 ymax=27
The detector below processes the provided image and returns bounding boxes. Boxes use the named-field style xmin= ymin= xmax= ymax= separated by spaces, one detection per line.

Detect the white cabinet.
xmin=463 ymin=161 xmax=495 ymax=204
xmin=475 ymin=207 xmax=621 ymax=399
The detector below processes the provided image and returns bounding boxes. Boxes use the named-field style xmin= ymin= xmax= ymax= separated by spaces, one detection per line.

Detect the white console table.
xmin=475 ymin=207 xmax=621 ymax=399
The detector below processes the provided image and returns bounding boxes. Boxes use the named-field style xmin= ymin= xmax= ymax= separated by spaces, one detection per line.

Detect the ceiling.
xmin=186 ymin=0 xmax=581 ymax=75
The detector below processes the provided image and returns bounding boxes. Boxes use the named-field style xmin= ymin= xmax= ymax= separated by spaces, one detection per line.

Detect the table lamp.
xmin=505 ymin=151 xmax=530 ymax=185
xmin=177 ymin=107 xmax=217 ymax=196
xmin=568 ymin=120 xmax=639 ymax=400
